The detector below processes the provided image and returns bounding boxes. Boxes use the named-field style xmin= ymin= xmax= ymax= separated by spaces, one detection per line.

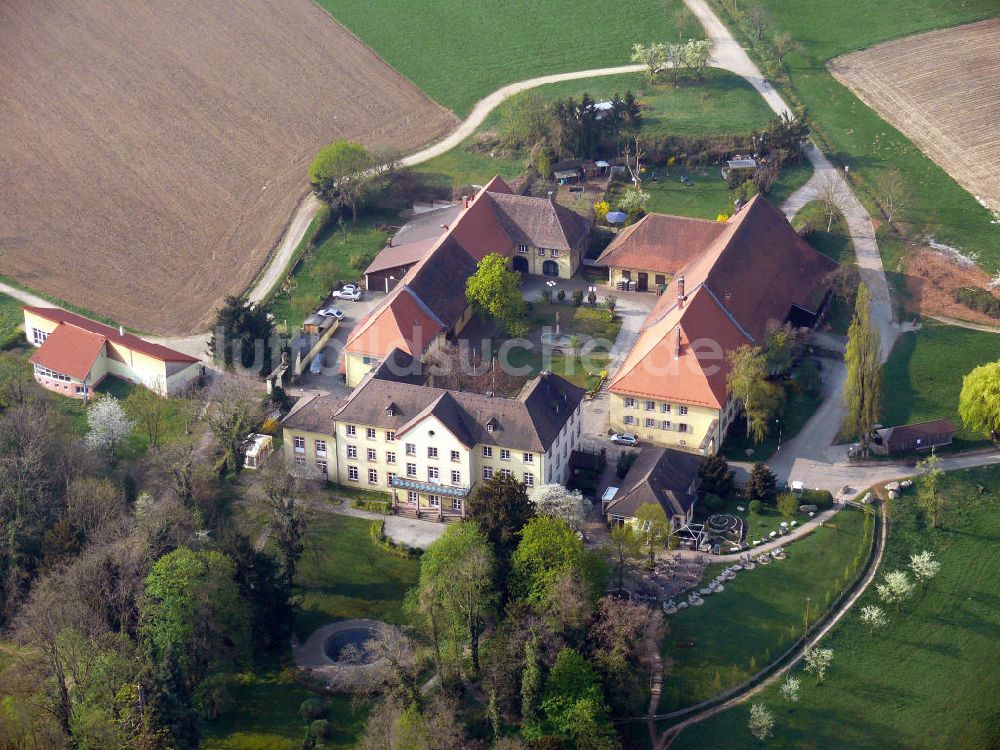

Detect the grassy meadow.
xmin=707 ymin=0 xmax=1000 ymax=272
xmin=659 ymin=507 xmax=872 ymax=712
xmin=0 ymin=292 xmax=22 ymax=348
xmin=670 ymin=466 xmax=1000 ymax=749
xmin=315 ymin=0 xmax=699 ymax=115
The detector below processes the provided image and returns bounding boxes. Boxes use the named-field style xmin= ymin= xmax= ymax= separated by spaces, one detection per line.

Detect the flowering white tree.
xmin=748 ymin=703 xmax=775 ymax=741
xmin=85 ymin=394 xmax=135 ymax=462
xmin=630 ymin=42 xmax=667 ymax=83
xmin=876 ymin=570 xmax=915 ymax=610
xmin=529 ymin=484 xmax=591 ymax=529
xmin=859 ymin=605 xmax=888 ymax=634
xmin=803 ymin=647 xmax=834 ymax=684
xmin=909 ymin=550 xmax=940 ymax=585
xmin=779 ymin=675 xmax=800 ymax=704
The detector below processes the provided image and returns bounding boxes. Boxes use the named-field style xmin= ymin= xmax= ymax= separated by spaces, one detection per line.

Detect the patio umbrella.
xmin=606 ymin=211 xmax=628 ymax=224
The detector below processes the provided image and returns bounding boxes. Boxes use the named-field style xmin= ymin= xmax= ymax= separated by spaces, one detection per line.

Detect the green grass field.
xmin=670 ymin=466 xmax=1000 ymax=749
xmin=707 ymin=0 xmax=1000 ymax=272
xmin=0 ymin=293 xmax=22 ymax=347
xmin=659 ymin=507 xmax=872 ymax=712
xmin=204 ymin=513 xmax=418 ymax=749
xmin=880 ymin=321 xmax=998 ymax=446
xmin=316 ymin=0 xmax=698 ymax=115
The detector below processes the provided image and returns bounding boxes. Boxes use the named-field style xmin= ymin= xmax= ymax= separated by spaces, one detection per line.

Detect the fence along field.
xmin=828 ymin=19 xmax=1000 ymax=215
xmin=0 ymin=0 xmax=455 ymax=336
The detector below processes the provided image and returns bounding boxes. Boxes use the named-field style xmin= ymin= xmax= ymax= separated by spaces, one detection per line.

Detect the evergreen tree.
xmin=744 ymin=462 xmax=778 ymax=504
xmin=698 ymin=454 xmax=736 ymax=498
xmin=209 ymin=295 xmax=275 ymax=372
xmin=843 ymin=283 xmax=882 ymax=456
xmin=144 ymin=647 xmax=200 ymax=750
xmin=466 ymin=473 xmax=535 ymax=592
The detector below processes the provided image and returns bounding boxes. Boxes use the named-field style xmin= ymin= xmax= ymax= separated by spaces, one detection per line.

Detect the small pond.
xmin=322 ymin=626 xmax=378 ymax=663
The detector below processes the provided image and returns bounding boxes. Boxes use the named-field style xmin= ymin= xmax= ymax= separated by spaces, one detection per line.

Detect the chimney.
xmin=119 ymin=325 xmax=124 ymax=337
xmin=462 ymin=195 xmax=470 ymax=209
xmin=674 ymin=327 xmax=681 ymax=359
xmin=440 ymin=223 xmax=449 ymax=231
xmin=724 ymin=292 xmax=733 ymax=309
xmin=547 ymin=191 xmax=554 ymax=203
xmin=677 ymin=275 xmax=686 ymax=307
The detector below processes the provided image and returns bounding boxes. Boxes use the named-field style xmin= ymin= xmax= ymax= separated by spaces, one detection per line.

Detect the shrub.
xmin=299 ymin=698 xmax=327 ymax=722
xmin=801 ymin=488 xmax=834 ymax=508
xmin=604 ymin=295 xmax=617 ymax=312
xmin=311 ymin=719 xmax=331 ymax=741
xmin=260 ymin=417 xmax=280 ymax=436
xmin=353 ymin=499 xmax=392 ymax=514
xmin=777 ymin=492 xmax=799 ymax=517
xmin=557 ymin=289 xmax=566 ymax=302
xmin=369 ymin=520 xmax=420 ymax=558
xmin=571 ymin=288 xmax=584 ymax=307
xmin=748 ymin=499 xmax=764 ymax=514
xmin=616 ymin=451 xmax=638 ymax=479
xmin=702 ymin=493 xmax=724 ymax=512
xmin=954 ymin=287 xmax=1000 ymax=319
xmin=587 ymin=289 xmax=597 ymax=306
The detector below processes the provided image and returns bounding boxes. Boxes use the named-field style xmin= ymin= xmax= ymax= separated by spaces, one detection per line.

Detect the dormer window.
xmin=386 ymin=404 xmax=395 ymax=417
xmin=485 ymin=417 xmax=498 ymax=433
xmin=487 ymin=423 xmax=494 ymax=433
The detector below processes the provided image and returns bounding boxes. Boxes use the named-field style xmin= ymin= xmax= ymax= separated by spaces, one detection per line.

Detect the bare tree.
xmin=207 ymin=375 xmax=264 ymax=475
xmin=747 ymin=5 xmax=768 ymax=41
xmin=816 ymin=174 xmax=841 ymax=231
xmin=877 ymin=168 xmax=907 ymax=224
xmin=620 ymin=134 xmax=646 ymax=188
xmin=772 ymin=30 xmax=802 ymax=64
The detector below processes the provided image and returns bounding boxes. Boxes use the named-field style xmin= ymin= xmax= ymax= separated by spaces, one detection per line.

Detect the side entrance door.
xmin=542 ymin=260 xmax=559 ymax=277
xmin=637 ymin=272 xmax=648 ymax=292
xmin=512 ymin=256 xmax=529 ymax=274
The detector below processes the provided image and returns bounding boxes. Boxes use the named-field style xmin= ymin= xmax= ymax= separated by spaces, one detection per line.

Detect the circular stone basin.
xmin=706 ymin=513 xmax=739 ymax=533
xmin=322 ymin=626 xmax=378 ymax=663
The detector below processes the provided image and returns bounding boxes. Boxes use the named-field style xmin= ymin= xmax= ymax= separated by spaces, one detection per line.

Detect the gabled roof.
xmin=29 ymin=324 xmax=107 ymax=380
xmin=290 ymin=362 xmax=584 ymax=453
xmin=364 ymin=237 xmax=438 ymax=276
xmin=24 ymin=307 xmax=198 ymax=363
xmin=487 ymin=192 xmax=592 ymax=251
xmin=344 ymin=284 xmax=443 ymax=357
xmin=597 ymin=213 xmax=724 ymax=273
xmin=876 ymin=419 xmax=957 ymax=444
xmin=609 ymin=196 xmax=836 ymax=408
xmin=282 ymin=392 xmax=346 ymax=433
xmin=605 ymin=447 xmax=703 ymax=519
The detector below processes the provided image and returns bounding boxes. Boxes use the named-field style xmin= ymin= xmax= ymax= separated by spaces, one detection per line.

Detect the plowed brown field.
xmin=829 ymin=19 xmax=1000 ymax=216
xmin=0 ymin=0 xmax=455 ymax=334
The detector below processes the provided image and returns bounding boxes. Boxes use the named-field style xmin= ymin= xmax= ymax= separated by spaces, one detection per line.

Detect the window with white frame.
xmin=345 ymin=425 xmax=356 ymax=437
xmin=625 ymin=397 xmax=636 ymax=408
xmin=407 ymin=490 xmax=418 ymax=504
xmin=678 ymin=423 xmax=688 ymax=433
xmin=406 ymin=443 xmax=416 ymax=456
xmin=645 ymin=400 xmax=655 ymax=411
xmin=293 ymin=436 xmax=305 ymax=453
xmin=482 ymin=446 xmax=493 ymax=458
xmin=662 ymin=420 xmax=672 ymax=430
xmin=452 ymin=498 xmax=462 ymax=511
xmin=314 ymin=440 xmax=327 ymax=457
xmin=386 ymin=431 xmax=395 ymax=441
xmin=347 ymin=445 xmax=357 ymax=459
xmin=387 ymin=471 xmax=396 ymax=485
xmin=550 ymin=249 xmax=559 ymax=258
xmin=366 ymin=427 xmax=376 ymax=440
xmin=661 ymin=403 xmax=671 ymax=414
xmin=316 ymin=459 xmax=327 ymax=476
xmin=31 ymin=328 xmax=48 ymax=345
xmin=348 ymin=466 xmax=358 ymax=482
xmin=428 ymin=494 xmax=440 ymax=508
xmin=406 ymin=463 xmax=417 ymax=477
xmin=483 ymin=466 xmax=493 ymax=479
xmin=523 ymin=472 xmax=534 ymax=486
xmin=645 ymin=418 xmax=656 ymax=428
xmin=537 ymin=248 xmax=545 ymax=257
xmin=678 ymin=405 xmax=689 ymax=416
xmin=362 ymin=355 xmax=378 ymax=365
xmin=386 ymin=451 xmax=396 ymax=464
xmin=34 ymin=364 xmax=73 ymax=382
xmin=451 ymin=450 xmax=460 ymax=462
xmin=451 ymin=470 xmax=462 ymax=485
xmin=367 ymin=448 xmax=377 ymax=462
xmin=523 ymin=452 xmax=533 ymax=463
xmin=427 ymin=466 xmax=439 ymax=482
xmin=500 ymin=468 xmax=512 ymax=479
xmin=427 ymin=446 xmax=438 ymax=459
xmin=368 ymin=468 xmax=378 ymax=484
xmin=500 ymin=449 xmax=510 ymax=461
xmin=295 ymin=456 xmax=306 ymax=467
xmin=624 ymin=415 xmax=636 ymax=426
xmin=518 ymin=244 xmax=529 ymax=254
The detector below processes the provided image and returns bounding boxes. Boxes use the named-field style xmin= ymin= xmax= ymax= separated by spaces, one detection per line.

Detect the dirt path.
xmin=928 ymin=314 xmax=1000 ymax=334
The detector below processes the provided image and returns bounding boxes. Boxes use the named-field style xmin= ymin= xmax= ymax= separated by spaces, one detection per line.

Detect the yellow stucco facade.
xmin=609 ymin=392 xmax=735 ymax=454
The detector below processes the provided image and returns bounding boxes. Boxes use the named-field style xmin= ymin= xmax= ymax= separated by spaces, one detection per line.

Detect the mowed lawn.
xmin=0 ymin=292 xmax=22 ymax=347
xmin=659 ymin=507 xmax=872 ymax=712
xmin=707 ymin=0 xmax=1000 ymax=272
xmin=671 ymin=466 xmax=1000 ymax=749
xmin=315 ymin=0 xmax=696 ymax=115
xmin=880 ymin=321 xmax=999 ymax=447
xmin=204 ymin=513 xmax=418 ymax=750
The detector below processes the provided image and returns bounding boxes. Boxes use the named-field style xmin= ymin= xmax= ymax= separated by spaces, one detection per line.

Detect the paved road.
xmin=312 ymin=498 xmax=446 ymax=549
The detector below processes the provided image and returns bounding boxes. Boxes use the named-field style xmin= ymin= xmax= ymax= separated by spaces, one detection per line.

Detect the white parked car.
xmin=331 ymin=288 xmax=362 ymax=301
xmin=610 ymin=432 xmax=639 ymax=446
xmin=317 ymin=307 xmax=344 ymax=320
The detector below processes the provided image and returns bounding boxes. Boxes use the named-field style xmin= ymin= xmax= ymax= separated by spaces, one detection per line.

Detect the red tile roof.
xmin=29 ymin=324 xmax=107 ymax=380
xmin=610 ymin=196 xmax=836 ymax=407
xmin=597 ymin=213 xmax=725 ymax=273
xmin=25 ymin=307 xmax=198 ymax=363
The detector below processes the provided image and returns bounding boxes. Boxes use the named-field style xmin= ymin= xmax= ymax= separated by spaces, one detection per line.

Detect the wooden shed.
xmin=870 ymin=419 xmax=956 ymax=455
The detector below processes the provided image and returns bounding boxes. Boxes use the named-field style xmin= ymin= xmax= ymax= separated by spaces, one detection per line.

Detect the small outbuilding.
xmin=604 ymin=446 xmax=702 ymax=529
xmin=870 ymin=419 xmax=956 ymax=455
xmin=245 ymin=433 xmax=274 ymax=470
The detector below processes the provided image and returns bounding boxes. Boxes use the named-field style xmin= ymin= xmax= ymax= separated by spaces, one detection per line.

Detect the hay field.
xmin=0 ymin=0 xmax=455 ymax=335
xmin=829 ymin=19 xmax=1000 ymax=214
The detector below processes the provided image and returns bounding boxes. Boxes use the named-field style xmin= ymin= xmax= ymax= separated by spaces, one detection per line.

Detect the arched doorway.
xmin=542 ymin=260 xmax=559 ymax=277
xmin=511 ymin=256 xmax=529 ymax=274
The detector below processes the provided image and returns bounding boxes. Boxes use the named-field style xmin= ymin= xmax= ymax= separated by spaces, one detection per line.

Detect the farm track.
xmin=829 ymin=19 xmax=1000 ymax=215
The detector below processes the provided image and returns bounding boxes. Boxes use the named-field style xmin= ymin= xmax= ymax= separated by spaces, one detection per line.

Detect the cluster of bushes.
xmin=369 ymin=520 xmax=420 ymax=558
xmin=353 ymin=498 xmax=392 ymax=514
xmin=954 ymin=286 xmax=1000 ymax=319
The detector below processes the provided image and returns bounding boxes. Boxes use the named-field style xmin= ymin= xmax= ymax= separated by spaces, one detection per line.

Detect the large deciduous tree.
xmin=958 ymin=360 xmax=1000 ymax=440
xmin=915 ymin=452 xmax=945 ymax=528
xmin=534 ymin=647 xmax=620 ymax=749
xmin=207 ymin=375 xmax=264 ymax=475
xmin=511 ymin=516 xmax=593 ymax=607
xmin=529 ymin=483 xmax=591 ymax=529
xmin=634 ymin=502 xmax=670 ymax=564
xmin=417 ymin=521 xmax=496 ymax=675
xmin=629 ymin=42 xmax=667 ymax=83
xmin=85 ymin=395 xmax=135 ymax=462
xmin=727 ymin=345 xmax=782 ymax=443
xmin=309 ymin=140 xmax=374 ymax=221
xmin=465 ymin=253 xmax=529 ymax=337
